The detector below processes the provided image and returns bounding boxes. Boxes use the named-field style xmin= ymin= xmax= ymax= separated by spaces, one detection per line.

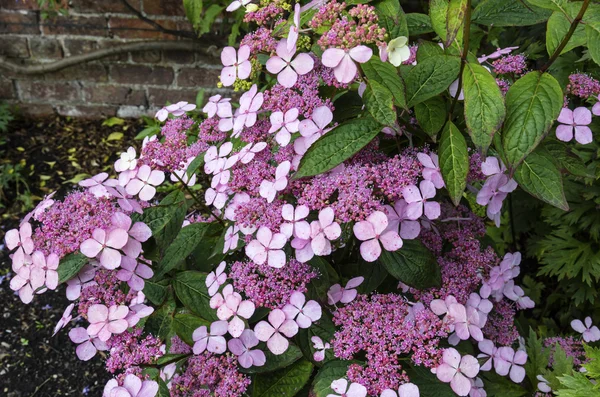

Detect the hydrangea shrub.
xmin=6 ymin=0 xmax=600 ymax=396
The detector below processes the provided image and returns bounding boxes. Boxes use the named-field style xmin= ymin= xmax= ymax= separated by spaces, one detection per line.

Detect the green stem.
xmin=540 ymin=0 xmax=591 ymax=73
xmin=449 ymin=0 xmax=472 ymax=118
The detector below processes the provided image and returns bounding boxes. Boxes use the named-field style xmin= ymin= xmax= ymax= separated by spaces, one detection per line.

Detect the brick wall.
xmin=0 ymin=0 xmax=227 ymax=118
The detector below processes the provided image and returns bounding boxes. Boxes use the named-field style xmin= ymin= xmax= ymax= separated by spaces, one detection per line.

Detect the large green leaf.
xmin=373 ymin=0 xmax=408 ymax=39
xmin=416 ymin=41 xmax=444 ymax=63
xmin=472 ymin=0 xmax=551 ymax=26
xmin=172 ymin=271 xmax=218 ymax=321
xmin=378 ymin=240 xmax=442 ymax=289
xmin=135 ymin=190 xmax=187 ymax=252
xmin=144 ymin=297 xmax=176 ymax=340
xmin=295 ymin=313 xmax=337 ymax=366
xmin=156 ymin=223 xmax=216 ymax=277
xmin=293 ymin=117 xmax=381 ymax=179
xmin=362 ymin=57 xmax=407 ymax=109
xmin=405 ymin=55 xmax=461 ymax=107
xmin=546 ymin=10 xmax=586 ymax=56
xmin=513 ymin=149 xmax=569 ymax=210
xmin=586 ymin=22 xmax=600 ymax=66
xmin=143 ymin=279 xmax=168 ymax=306
xmin=57 ymin=252 xmax=88 ymax=284
xmin=173 ymin=313 xmax=211 ymax=346
xmin=252 ymin=358 xmax=313 ymax=397
xmin=241 ymin=343 xmax=303 ymax=374
xmin=446 ymin=0 xmax=468 ymax=47
xmin=526 ymin=0 xmax=568 ymax=12
xmin=364 ymin=80 xmax=397 ymax=127
xmin=462 ymin=62 xmax=506 ymax=153
xmin=414 ymin=97 xmax=446 ymax=139
xmin=501 ymin=71 xmax=563 ymax=169
xmin=429 ymin=0 xmax=449 ymax=41
xmin=406 ymin=13 xmax=433 ymax=35
xmin=183 ymin=0 xmax=203 ymax=28
xmin=312 ymin=360 xmax=359 ymax=397
xmin=439 ymin=121 xmax=469 ymax=206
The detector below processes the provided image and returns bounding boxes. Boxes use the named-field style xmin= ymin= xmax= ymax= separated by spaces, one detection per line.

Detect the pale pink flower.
xmin=478 ymin=46 xmax=519 ymax=63
xmin=87 ymin=304 xmax=130 ymax=342
xmin=287 ymin=3 xmax=301 ymax=51
xmin=281 ymin=204 xmax=311 ymax=239
xmin=254 ymin=308 xmax=298 ymax=355
xmin=220 ymin=46 xmax=251 ymax=87
xmin=435 ymin=348 xmax=480 ymax=396
xmin=327 ymin=277 xmax=364 ymax=305
xmin=107 ymin=185 xmax=143 ymax=214
xmin=353 ymin=211 xmax=403 ymax=262
xmin=68 ymin=327 xmax=108 ymax=361
xmin=31 ymin=250 xmax=59 ymax=290
xmin=477 ymin=174 xmax=518 ymax=216
xmin=282 ymin=291 xmax=322 ymax=328
xmin=237 ymin=142 xmax=267 ymax=164
xmin=327 ymin=378 xmax=367 ymax=397
xmin=226 ymin=0 xmax=250 ymax=12
xmin=299 ymin=105 xmax=334 ymax=139
xmin=495 ymin=347 xmax=527 ymax=383
xmin=259 ymin=161 xmax=291 ymax=203
xmin=228 ymin=329 xmax=266 ymax=368
xmin=225 ymin=192 xmax=250 ymax=221
xmin=125 ymin=165 xmax=165 ymax=201
xmin=80 ymin=227 xmax=129 ymax=269
xmin=193 ymin=321 xmax=228 ymax=354
xmin=502 ymin=281 xmax=534 ymax=309
xmin=380 ymin=383 xmax=420 ymax=397
xmin=103 ymin=374 xmax=158 ymax=397
xmin=53 ymin=303 xmax=75 ymax=336
xmin=205 ymin=185 xmax=229 ymax=209
xmin=216 ymin=293 xmax=255 ymax=337
xmin=593 ymin=96 xmax=600 ymax=116
xmin=245 ymin=227 xmax=287 ymax=268
xmin=477 ymin=339 xmax=499 ymax=372
xmin=204 ymin=142 xmax=233 ymax=175
xmin=223 ymin=225 xmax=240 ymax=253
xmin=66 ymin=264 xmax=96 ymax=300
xmin=5 ymin=222 xmax=34 ymax=272
xmin=537 ymin=375 xmax=552 ymax=393
xmin=203 ymin=94 xmax=232 ymax=118
xmin=322 ymin=45 xmax=373 ymax=83
xmin=266 ymin=39 xmax=314 ymax=88
xmin=233 ymin=84 xmax=263 ymax=134
xmin=116 ymin=257 xmax=153 ymax=291
xmin=170 ymin=158 xmax=198 ymax=186
xmin=556 ymin=107 xmax=593 ymax=144
xmin=22 ymin=191 xmax=55 ymax=225
xmin=111 ymin=212 xmax=152 ymax=258
xmin=418 ymin=152 xmax=444 ymax=189
xmin=156 ymin=101 xmax=196 ymax=121
xmin=402 ymin=180 xmax=441 ymax=220
xmin=384 ymin=200 xmax=421 ymax=240
xmin=571 ymin=317 xmax=600 ymax=342
xmin=206 ymin=261 xmax=227 ymax=296
xmin=311 ymin=336 xmax=330 ymax=362
xmin=269 ymin=108 xmax=300 ymax=146
xmin=469 ymin=378 xmax=487 ymax=397
xmin=291 ymin=237 xmax=315 ymax=263
xmin=126 ymin=302 xmax=154 ymax=328
xmin=448 ymin=303 xmax=483 ymax=341
xmin=310 ymin=207 xmax=342 ymax=256
xmin=9 ymin=255 xmax=44 ymax=304
xmin=210 ymin=284 xmax=235 ymax=310
xmin=79 ymin=172 xmax=118 ymax=198
xmin=466 ymin=293 xmax=493 ymax=327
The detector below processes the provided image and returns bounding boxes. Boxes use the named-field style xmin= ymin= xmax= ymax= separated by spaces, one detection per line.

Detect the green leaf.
xmin=364 ymin=80 xmax=397 ymax=127
xmin=481 ymin=372 xmax=528 ymax=396
xmin=472 ymin=0 xmax=551 ymax=26
xmin=546 ymin=10 xmax=587 ymax=56
xmin=340 ymin=259 xmax=388 ymax=294
xmin=252 ymin=358 xmax=313 ymax=397
xmin=414 ymin=97 xmax=446 ymax=139
xmin=525 ymin=328 xmax=551 ymax=387
xmin=173 ymin=313 xmax=211 ymax=346
xmin=172 ymin=271 xmax=218 ymax=321
xmin=135 ymin=125 xmax=161 ymax=140
xmin=57 ymin=252 xmax=88 ymax=284
xmin=296 ymin=314 xmax=337 ymax=365
xmin=446 ymin=0 xmax=468 ymax=47
xmin=293 ymin=117 xmax=381 ymax=179
xmin=514 ymin=149 xmax=569 ymax=210
xmin=197 ymin=4 xmax=224 ymax=35
xmin=586 ymin=23 xmax=600 ymax=66
xmin=145 ymin=298 xmax=176 ymax=340
xmin=501 ymin=71 xmax=563 ymax=169
xmin=241 ymin=343 xmax=303 ymax=374
xmin=312 ymin=360 xmax=359 ymax=397
xmin=378 ymin=239 xmax=442 ymax=289
xmin=439 ymin=121 xmax=469 ymax=206
xmin=556 ymin=372 xmax=598 ymax=396
xmin=134 ymin=190 xmax=186 ymax=241
xmin=195 ymin=89 xmax=205 ymax=108
xmin=183 ymin=0 xmax=203 ymax=28
xmin=102 ymin=117 xmax=125 ymax=127
xmin=405 ymin=55 xmax=461 ymax=107
xmin=156 ymin=223 xmax=216 ymax=277
xmin=361 ymin=57 xmax=407 ymax=109
xmin=462 ymin=62 xmax=506 ymax=153
xmin=526 ymin=0 xmax=568 ymax=12
xmin=415 ymin=41 xmax=444 ymax=63
xmin=373 ymin=0 xmax=407 ymax=39
xmin=185 ymin=153 xmax=205 ymax=179
xmin=143 ymin=280 xmax=168 ymax=306
xmin=406 ymin=13 xmax=433 ymax=35
xmin=106 ymin=132 xmax=124 ymax=141
xmin=429 ymin=0 xmax=449 ymax=41
xmin=404 ymin=364 xmax=456 ymax=397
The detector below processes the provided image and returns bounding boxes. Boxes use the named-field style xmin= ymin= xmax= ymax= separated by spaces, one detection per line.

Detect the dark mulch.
xmin=0 ymin=115 xmax=142 ymax=396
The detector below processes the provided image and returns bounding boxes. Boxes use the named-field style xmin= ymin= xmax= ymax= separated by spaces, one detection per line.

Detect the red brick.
xmin=82 ymin=85 xmax=146 ymax=106
xmin=15 ymin=103 xmax=55 ymax=118
xmin=44 ymin=63 xmax=108 ymax=83
xmin=0 ymin=79 xmax=15 ymax=99
xmin=147 ymin=87 xmax=197 ymax=107
xmin=29 ymin=37 xmax=63 ymax=59
xmin=41 ymin=15 xmax=107 ymax=36
xmin=0 ymin=36 xmax=29 ymax=58
xmin=110 ymin=64 xmax=174 ymax=85
xmin=0 ymin=0 xmax=38 ymax=10
xmin=70 ymin=0 xmax=138 ymax=14
xmin=177 ymin=67 xmax=220 ymax=87
xmin=108 ymin=17 xmax=178 ymax=40
xmin=0 ymin=10 xmax=39 ymax=34
xmin=163 ymin=50 xmax=195 ymax=64
xmin=131 ymin=50 xmax=161 ymax=63
xmin=142 ymin=0 xmax=184 ymax=16
xmin=17 ymin=80 xmax=80 ymax=102
xmin=56 ymin=105 xmax=117 ymax=118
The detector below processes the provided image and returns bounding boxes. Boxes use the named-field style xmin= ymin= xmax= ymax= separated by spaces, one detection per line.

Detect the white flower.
xmin=387 ymin=36 xmax=411 ymax=67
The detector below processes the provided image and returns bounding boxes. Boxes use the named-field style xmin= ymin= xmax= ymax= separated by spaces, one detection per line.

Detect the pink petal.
xmin=207 ymin=336 xmax=227 ymax=353
xmin=360 ymin=239 xmax=382 ymax=262
xmin=291 ymin=53 xmax=314 ymax=75
xmin=573 ymin=107 xmax=592 ymax=125
xmin=321 ymin=48 xmax=346 ymax=68
xmin=349 ymin=45 xmax=373 ymax=63
xmin=450 ymin=373 xmax=471 ymax=396
xmin=88 ymin=304 xmax=109 ymax=323
xmin=99 ymin=248 xmax=122 ymax=270
xmin=353 ymin=221 xmax=376 ymax=241
xmin=436 ymin=363 xmax=457 ymax=383
xmin=424 ymin=202 xmax=441 ymax=220
xmin=221 ymin=47 xmax=237 ymax=66
xmin=379 ymin=231 xmax=403 ymax=252
xmin=367 ymin=211 xmax=389 ymax=235
xmin=76 ymin=340 xmax=97 ymax=361
xmin=254 ymin=321 xmax=276 ymax=341
xmin=575 ymin=126 xmax=593 ymax=144
xmin=571 ymin=319 xmax=586 ymax=333
xmin=80 ymin=238 xmax=103 ymax=258
xmin=268 ymin=250 xmax=286 ymax=268
xmin=277 ymin=65 xmax=298 ymax=88
xmin=509 ymin=365 xmax=525 ymax=383
xmin=335 ymin=54 xmax=357 ymax=84
xmin=221 ymin=66 xmax=237 ymax=87
xmin=459 ymin=355 xmax=480 ymax=377
xmin=556 ymin=124 xmax=574 ymax=142
xmin=107 ymin=228 xmax=129 ymax=249
xmin=238 ymin=60 xmax=252 ymax=80
xmin=267 ymin=332 xmax=289 ymax=355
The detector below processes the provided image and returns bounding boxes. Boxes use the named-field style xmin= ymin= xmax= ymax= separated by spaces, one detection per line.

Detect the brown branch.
xmin=119 ymin=0 xmax=197 ymax=40
xmin=0 ymin=41 xmax=220 ymax=75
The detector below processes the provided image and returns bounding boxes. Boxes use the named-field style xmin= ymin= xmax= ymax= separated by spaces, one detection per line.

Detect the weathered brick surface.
xmin=0 ymin=0 xmax=221 ymax=118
